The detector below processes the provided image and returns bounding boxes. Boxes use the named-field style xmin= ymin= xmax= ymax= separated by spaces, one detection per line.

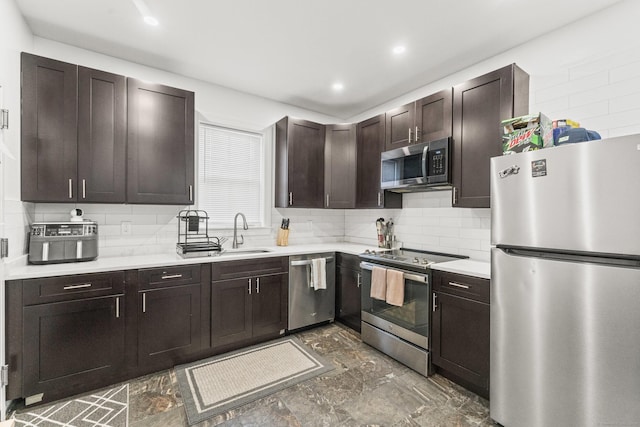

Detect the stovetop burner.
xmin=360 ymin=248 xmax=467 ymax=271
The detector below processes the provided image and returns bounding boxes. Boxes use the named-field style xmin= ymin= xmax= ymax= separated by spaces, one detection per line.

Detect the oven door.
xmin=360 ymin=262 xmax=430 ymax=349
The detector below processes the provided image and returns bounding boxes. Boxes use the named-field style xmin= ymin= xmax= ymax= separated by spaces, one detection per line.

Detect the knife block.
xmin=276 ymin=228 xmax=289 ymax=246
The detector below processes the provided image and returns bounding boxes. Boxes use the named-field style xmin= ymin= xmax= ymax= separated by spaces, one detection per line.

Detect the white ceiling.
xmin=14 ymin=0 xmax=624 ymax=119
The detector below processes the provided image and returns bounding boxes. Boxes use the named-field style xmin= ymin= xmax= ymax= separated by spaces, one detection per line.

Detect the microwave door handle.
xmin=422 ymin=143 xmax=429 ymax=183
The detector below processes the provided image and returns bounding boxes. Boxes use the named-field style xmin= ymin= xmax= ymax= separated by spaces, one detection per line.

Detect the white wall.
xmin=344 ymin=0 xmax=640 ymax=262
xmin=0 ymin=0 xmax=34 ymax=259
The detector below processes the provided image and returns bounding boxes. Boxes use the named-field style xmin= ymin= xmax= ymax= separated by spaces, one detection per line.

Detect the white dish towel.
xmin=309 ymin=257 xmax=327 ymax=290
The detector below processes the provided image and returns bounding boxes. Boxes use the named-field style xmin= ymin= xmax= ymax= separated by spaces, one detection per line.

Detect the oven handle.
xmin=359 ymin=261 xmax=428 ymax=284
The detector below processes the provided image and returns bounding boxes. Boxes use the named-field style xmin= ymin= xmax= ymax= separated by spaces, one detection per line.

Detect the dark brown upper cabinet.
xmin=127 ymin=79 xmax=195 ymax=204
xmin=78 ymin=67 xmax=126 ymax=203
xmin=452 ymin=64 xmax=529 ymax=208
xmin=275 ymin=117 xmax=326 ymax=208
xmin=385 ymin=88 xmax=452 ymax=151
xmin=325 ymin=124 xmax=356 ymax=209
xmin=21 ymin=53 xmax=78 ymax=202
xmin=355 ymin=114 xmax=402 ymax=209
xmin=21 ymin=54 xmax=126 ymax=203
xmin=21 ymin=53 xmax=193 ymax=205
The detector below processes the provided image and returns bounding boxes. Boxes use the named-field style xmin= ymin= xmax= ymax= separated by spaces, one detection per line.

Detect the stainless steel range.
xmin=359 ymin=248 xmax=466 ymax=376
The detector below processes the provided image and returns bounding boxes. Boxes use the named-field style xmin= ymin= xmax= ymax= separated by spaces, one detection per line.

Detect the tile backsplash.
xmin=31 ymin=204 xmax=346 ymax=258
xmin=30 ymin=192 xmax=490 ymax=261
xmin=344 ymin=191 xmax=491 ymax=262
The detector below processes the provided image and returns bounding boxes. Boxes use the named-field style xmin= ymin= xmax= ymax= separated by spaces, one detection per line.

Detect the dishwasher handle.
xmin=290 ymin=256 xmax=334 ymax=266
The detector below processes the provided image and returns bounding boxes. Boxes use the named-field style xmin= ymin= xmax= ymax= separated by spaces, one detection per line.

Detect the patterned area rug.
xmin=13 ymin=384 xmax=128 ymax=427
xmin=175 ymin=336 xmax=334 ymax=425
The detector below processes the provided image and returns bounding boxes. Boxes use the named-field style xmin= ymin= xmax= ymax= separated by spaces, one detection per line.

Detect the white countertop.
xmin=429 ymin=259 xmax=491 ymax=280
xmin=6 ymin=243 xmax=378 ymax=280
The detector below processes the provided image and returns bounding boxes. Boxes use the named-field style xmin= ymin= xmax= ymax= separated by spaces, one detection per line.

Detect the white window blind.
xmin=198 ymin=123 xmax=264 ymax=227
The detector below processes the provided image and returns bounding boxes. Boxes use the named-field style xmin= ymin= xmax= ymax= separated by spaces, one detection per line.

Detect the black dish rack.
xmin=176 ymin=210 xmax=225 ymax=258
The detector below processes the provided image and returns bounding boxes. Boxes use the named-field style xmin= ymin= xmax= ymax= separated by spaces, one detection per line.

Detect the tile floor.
xmin=17 ymin=323 xmax=496 ymax=426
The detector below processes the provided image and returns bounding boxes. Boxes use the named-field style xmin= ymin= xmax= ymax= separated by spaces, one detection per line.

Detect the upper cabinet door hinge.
xmin=0 ymin=109 xmax=8 ymax=129
xmin=1 ymin=365 xmax=8 ymax=387
xmin=0 ymin=238 xmax=8 ymax=259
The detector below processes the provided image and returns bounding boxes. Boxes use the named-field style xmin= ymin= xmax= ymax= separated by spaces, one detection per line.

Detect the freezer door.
xmin=491 ymin=248 xmax=640 ymax=427
xmin=491 ymin=134 xmax=640 ymax=256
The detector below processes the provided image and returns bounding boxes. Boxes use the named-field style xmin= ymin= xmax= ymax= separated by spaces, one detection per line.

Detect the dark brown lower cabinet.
xmin=336 ymin=253 xmax=361 ymax=332
xmin=431 ymin=271 xmax=490 ymax=399
xmin=212 ymin=273 xmax=288 ymax=348
xmin=138 ymin=284 xmax=202 ymax=368
xmin=23 ymin=295 xmax=125 ymax=403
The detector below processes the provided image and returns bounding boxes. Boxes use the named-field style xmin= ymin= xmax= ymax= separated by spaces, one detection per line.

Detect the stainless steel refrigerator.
xmin=490 ymin=134 xmax=640 ymax=427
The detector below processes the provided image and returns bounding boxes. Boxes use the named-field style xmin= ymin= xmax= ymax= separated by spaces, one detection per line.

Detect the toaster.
xmin=28 ymin=221 xmax=99 ymax=264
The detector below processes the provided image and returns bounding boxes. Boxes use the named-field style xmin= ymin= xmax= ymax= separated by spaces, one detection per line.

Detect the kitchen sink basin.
xmin=221 ymin=248 xmax=272 ymax=255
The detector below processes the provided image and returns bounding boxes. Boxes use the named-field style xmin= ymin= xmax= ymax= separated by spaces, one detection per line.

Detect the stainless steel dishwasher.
xmin=288 ymin=252 xmax=335 ymax=331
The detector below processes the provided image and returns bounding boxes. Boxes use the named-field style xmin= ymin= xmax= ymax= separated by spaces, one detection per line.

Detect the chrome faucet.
xmin=232 ymin=212 xmax=248 ymax=249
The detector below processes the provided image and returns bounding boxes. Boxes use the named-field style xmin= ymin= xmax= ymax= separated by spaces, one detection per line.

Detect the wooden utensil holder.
xmin=276 ymin=228 xmax=289 ymax=246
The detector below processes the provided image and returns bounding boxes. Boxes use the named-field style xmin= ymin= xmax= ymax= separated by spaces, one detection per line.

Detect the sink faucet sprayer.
xmin=232 ymin=213 xmax=248 ymax=248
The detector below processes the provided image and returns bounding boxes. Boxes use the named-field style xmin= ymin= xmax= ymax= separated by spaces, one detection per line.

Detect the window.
xmin=198 ymin=123 xmax=267 ymax=228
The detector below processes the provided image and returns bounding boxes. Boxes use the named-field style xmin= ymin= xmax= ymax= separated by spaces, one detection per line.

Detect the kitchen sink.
xmin=220 ymin=248 xmax=272 ymax=255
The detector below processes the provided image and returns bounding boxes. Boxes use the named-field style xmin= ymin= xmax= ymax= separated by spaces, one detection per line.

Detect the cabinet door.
xmin=127 ymin=79 xmax=195 ymax=204
xmin=287 ymin=118 xmax=326 ymax=208
xmin=23 ymin=295 xmax=125 ymax=402
xmin=452 ymin=64 xmax=529 ymax=208
xmin=355 ymin=115 xmax=402 ymax=209
xmin=431 ymin=291 xmax=490 ymax=397
xmin=415 ymin=88 xmax=452 ymax=143
xmin=325 ymin=124 xmax=356 ymax=208
xmin=212 ymin=278 xmax=253 ymax=347
xmin=252 ymin=274 xmax=288 ymax=338
xmin=21 ymin=53 xmax=78 ymax=202
xmin=336 ymin=267 xmax=361 ymax=332
xmin=77 ymin=67 xmax=126 ymax=203
xmin=138 ymin=284 xmax=201 ymax=367
xmin=385 ymin=102 xmax=414 ymax=151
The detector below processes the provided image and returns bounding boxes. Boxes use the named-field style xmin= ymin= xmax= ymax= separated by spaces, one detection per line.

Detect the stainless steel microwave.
xmin=380 ymin=137 xmax=451 ymax=191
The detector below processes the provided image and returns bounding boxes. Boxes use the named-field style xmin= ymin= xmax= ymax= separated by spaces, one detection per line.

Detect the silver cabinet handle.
xmin=248 ymin=278 xmax=252 ymax=295
xmin=189 ymin=185 xmax=193 ymax=201
xmin=357 ymin=273 xmax=361 ymax=288
xmin=289 ymin=192 xmax=293 ymax=206
xmin=415 ymin=126 xmax=420 ymax=142
xmin=432 ymin=293 xmax=437 ymax=312
xmin=326 ymin=194 xmax=329 ymax=207
xmin=142 ymin=293 xmax=146 ymax=313
xmin=63 ymin=283 xmax=92 ymax=290
xmin=408 ymin=128 xmax=412 ymax=144
xmin=161 ymin=274 xmax=183 ymax=280
xmin=452 ymin=187 xmax=457 ymax=205
xmin=115 ymin=297 xmax=120 ymax=318
xmin=448 ymin=281 xmax=470 ymax=289
xmin=82 ymin=179 xmax=86 ymax=199
xmin=256 ymin=277 xmax=260 ymax=294
xmin=377 ymin=192 xmax=382 ymax=207
xmin=68 ymin=178 xmax=73 ymax=199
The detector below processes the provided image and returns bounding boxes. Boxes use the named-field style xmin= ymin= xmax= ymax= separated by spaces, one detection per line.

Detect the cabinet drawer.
xmin=337 ymin=252 xmax=361 ymax=271
xmin=212 ymin=257 xmax=288 ymax=281
xmin=139 ymin=264 xmax=201 ymax=290
xmin=432 ymin=271 xmax=490 ymax=304
xmin=23 ymin=272 xmax=125 ymax=305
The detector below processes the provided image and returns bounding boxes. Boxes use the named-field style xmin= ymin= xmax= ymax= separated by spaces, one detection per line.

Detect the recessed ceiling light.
xmin=332 ymin=82 xmax=344 ymax=92
xmin=393 ymin=45 xmax=406 ymax=55
xmin=143 ymin=16 xmax=159 ymax=26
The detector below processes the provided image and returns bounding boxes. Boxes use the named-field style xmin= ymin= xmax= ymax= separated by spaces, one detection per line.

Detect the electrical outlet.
xmin=121 ymin=221 xmax=132 ymax=236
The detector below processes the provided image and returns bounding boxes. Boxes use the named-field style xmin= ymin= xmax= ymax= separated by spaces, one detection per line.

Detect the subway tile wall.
xmin=31 ymin=204 xmax=345 ymax=258
xmin=344 ymin=191 xmax=491 ymax=262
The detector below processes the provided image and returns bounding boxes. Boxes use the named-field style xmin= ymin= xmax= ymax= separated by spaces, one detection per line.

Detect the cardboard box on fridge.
xmin=501 ymin=112 xmax=554 ymax=155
